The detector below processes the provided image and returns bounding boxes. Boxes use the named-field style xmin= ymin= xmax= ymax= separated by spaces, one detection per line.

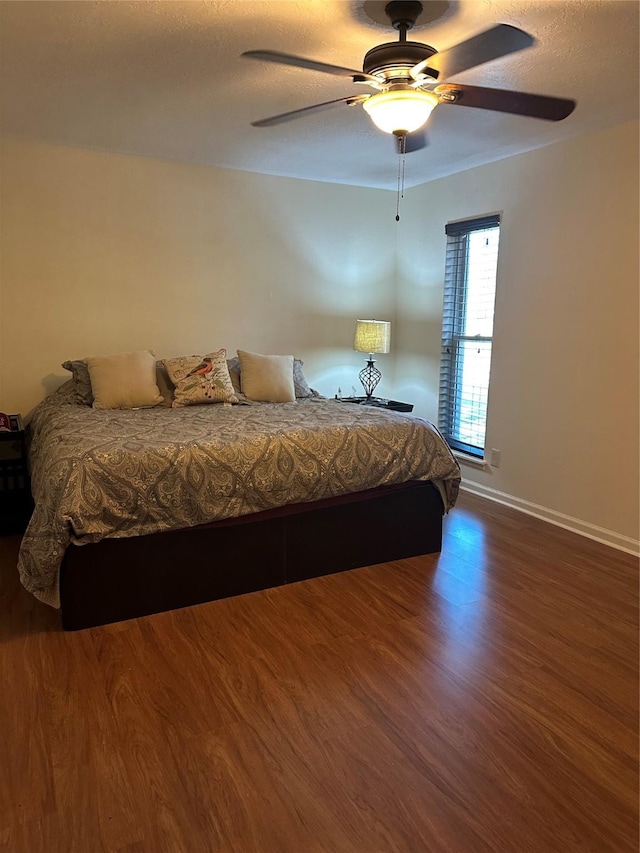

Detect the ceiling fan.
xmin=242 ymin=0 xmax=576 ymax=153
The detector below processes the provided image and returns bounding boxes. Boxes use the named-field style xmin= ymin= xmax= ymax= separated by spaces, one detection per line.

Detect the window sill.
xmin=454 ymin=452 xmax=489 ymax=471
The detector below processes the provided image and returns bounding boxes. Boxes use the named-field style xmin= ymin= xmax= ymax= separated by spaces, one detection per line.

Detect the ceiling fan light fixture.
xmin=363 ymin=89 xmax=438 ymax=134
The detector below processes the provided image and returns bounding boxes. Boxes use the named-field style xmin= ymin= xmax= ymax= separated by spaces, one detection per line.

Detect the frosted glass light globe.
xmin=363 ymin=90 xmax=439 ymax=134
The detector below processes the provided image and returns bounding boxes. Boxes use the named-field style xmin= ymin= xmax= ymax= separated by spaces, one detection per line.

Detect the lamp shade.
xmin=354 ymin=319 xmax=391 ymax=355
xmin=362 ymin=90 xmax=438 ymax=134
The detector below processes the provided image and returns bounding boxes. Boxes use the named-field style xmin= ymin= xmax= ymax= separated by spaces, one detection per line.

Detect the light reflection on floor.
xmin=426 ymin=507 xmax=490 ymax=677
xmin=439 ymin=508 xmax=489 ymax=590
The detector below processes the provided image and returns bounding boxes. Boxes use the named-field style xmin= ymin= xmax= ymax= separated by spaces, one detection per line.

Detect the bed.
xmin=18 ymin=381 xmax=461 ymax=630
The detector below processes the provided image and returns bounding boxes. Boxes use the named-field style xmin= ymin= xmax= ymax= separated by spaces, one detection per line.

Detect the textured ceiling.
xmin=1 ymin=0 xmax=638 ymax=190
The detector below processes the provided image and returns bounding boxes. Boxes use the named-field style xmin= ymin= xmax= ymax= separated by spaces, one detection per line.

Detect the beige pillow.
xmin=85 ymin=350 xmax=163 ymax=410
xmin=163 ymin=348 xmax=238 ymax=407
xmin=237 ymin=349 xmax=295 ymax=403
xmin=227 ymin=355 xmax=318 ymax=399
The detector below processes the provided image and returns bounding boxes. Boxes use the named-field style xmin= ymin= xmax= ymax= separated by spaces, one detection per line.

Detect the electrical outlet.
xmin=490 ymin=448 xmax=502 ymax=467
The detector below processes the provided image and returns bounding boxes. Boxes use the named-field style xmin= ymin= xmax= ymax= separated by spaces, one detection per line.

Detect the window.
xmin=438 ymin=214 xmax=500 ymax=458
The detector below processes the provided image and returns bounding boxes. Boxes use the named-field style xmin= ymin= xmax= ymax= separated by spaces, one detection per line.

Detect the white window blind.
xmin=439 ymin=215 xmax=501 ymax=458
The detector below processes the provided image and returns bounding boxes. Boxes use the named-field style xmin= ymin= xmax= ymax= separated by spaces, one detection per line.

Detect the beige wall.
xmin=1 ymin=124 xmax=638 ymax=547
xmin=0 ymin=139 xmax=397 ymax=415
xmin=398 ymin=120 xmax=639 ymax=543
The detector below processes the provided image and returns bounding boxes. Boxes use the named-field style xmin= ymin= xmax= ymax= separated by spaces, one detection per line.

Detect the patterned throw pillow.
xmin=163 ymin=349 xmax=238 ymax=408
xmin=62 ymin=359 xmax=94 ymax=406
xmin=226 ymin=357 xmax=242 ymax=394
xmin=292 ymin=359 xmax=318 ymax=399
xmin=155 ymin=360 xmax=175 ymax=407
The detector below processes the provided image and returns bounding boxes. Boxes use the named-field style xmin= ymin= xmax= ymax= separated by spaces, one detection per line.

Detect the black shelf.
xmin=0 ymin=430 xmax=33 ymax=535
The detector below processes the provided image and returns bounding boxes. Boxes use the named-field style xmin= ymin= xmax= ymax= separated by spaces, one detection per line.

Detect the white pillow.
xmin=85 ymin=350 xmax=163 ymax=410
xmin=237 ymin=350 xmax=296 ymax=403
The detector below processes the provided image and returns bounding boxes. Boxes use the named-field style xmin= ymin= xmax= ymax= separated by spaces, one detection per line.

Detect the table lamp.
xmin=353 ymin=319 xmax=391 ymax=400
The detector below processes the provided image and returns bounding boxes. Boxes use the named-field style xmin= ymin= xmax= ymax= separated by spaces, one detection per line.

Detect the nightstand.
xmin=0 ymin=428 xmax=33 ymax=535
xmin=336 ymin=396 xmax=414 ymax=413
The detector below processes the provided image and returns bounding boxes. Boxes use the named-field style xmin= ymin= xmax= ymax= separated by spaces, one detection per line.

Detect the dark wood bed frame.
xmin=59 ymin=479 xmax=444 ymax=630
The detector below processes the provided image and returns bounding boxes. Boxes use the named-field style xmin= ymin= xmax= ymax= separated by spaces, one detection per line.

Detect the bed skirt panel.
xmin=60 ymin=480 xmax=444 ymax=630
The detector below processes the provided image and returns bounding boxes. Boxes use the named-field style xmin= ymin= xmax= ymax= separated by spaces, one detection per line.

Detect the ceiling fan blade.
xmin=242 ymin=50 xmax=381 ymax=86
xmin=251 ymin=95 xmax=370 ymax=128
xmin=412 ymin=24 xmax=534 ymax=81
xmin=436 ymin=83 xmax=576 ymax=121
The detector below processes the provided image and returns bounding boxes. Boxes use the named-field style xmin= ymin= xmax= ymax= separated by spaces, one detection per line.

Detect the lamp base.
xmin=359 ymin=358 xmax=382 ymax=400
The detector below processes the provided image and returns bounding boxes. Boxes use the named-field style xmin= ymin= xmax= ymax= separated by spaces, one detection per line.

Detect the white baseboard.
xmin=459 ymin=481 xmax=640 ymax=558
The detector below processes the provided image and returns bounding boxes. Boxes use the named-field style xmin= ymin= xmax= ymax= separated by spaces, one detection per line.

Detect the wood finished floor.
xmin=0 ymin=492 xmax=637 ymax=853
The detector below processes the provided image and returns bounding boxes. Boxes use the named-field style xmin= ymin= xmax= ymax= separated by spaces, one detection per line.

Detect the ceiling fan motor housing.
xmin=363 ymin=41 xmax=438 ymax=80
xmin=385 ymin=0 xmax=424 ymax=31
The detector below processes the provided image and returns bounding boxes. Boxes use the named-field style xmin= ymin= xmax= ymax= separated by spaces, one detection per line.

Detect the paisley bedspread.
xmin=18 ymin=383 xmax=461 ymax=608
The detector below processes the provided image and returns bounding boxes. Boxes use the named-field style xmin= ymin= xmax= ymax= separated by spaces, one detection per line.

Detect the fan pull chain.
xmin=395 ymin=135 xmax=406 ymax=221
